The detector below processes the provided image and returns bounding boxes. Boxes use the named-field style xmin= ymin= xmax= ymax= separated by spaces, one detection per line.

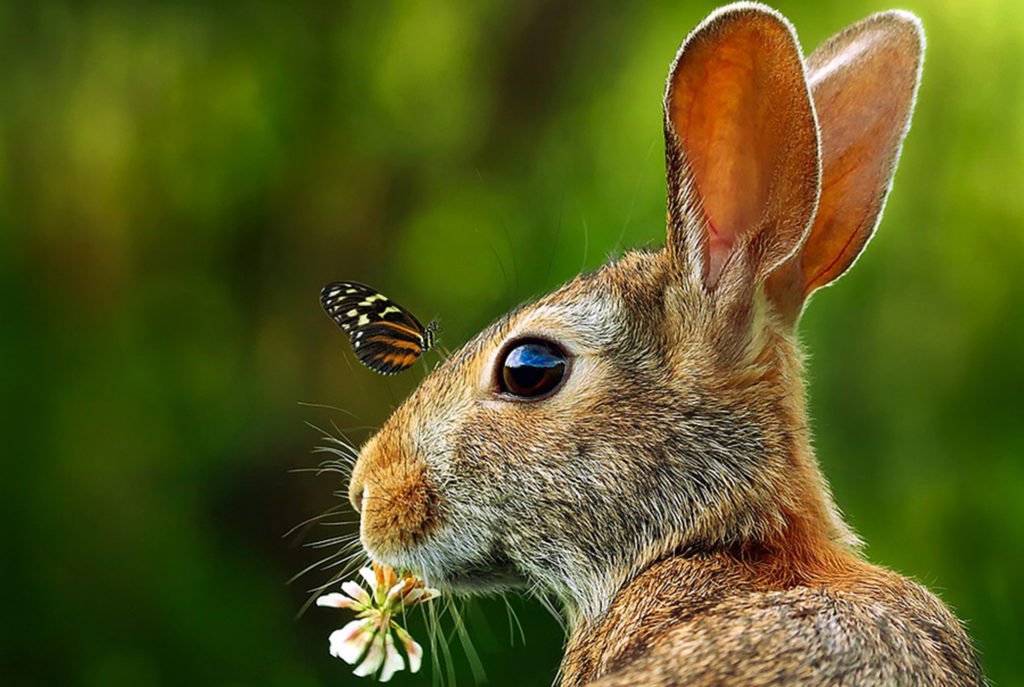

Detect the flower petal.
xmin=316 ymin=593 xmax=357 ymax=610
xmin=395 ymin=625 xmax=423 ymax=673
xmin=377 ymin=633 xmax=405 ymax=682
xmin=358 ymin=567 xmax=378 ymax=593
xmin=371 ymin=563 xmax=399 ymax=605
xmin=400 ymin=588 xmax=424 ymax=606
xmin=382 ymin=566 xmax=398 ymax=592
xmin=352 ymin=631 xmax=385 ymax=677
xmin=341 ymin=581 xmax=371 ymax=607
xmin=328 ymin=619 xmax=376 ymax=665
xmin=386 ymin=580 xmax=409 ymax=605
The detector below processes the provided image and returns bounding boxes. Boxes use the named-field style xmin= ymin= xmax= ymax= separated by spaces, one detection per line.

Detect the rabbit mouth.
xmin=432 ymin=555 xmax=522 ymax=592
xmin=365 ymin=536 xmax=524 ymax=593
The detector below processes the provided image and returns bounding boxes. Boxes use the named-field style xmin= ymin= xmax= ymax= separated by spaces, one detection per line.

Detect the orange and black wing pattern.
xmin=320 ymin=281 xmax=437 ymax=375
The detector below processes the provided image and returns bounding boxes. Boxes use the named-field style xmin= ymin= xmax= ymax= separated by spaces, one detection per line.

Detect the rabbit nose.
xmin=349 ymin=474 xmax=366 ymax=513
xmin=345 ymin=429 xmax=438 ymax=555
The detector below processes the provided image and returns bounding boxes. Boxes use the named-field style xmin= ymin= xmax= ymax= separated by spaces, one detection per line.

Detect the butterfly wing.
xmin=350 ymin=320 xmax=429 ymax=375
xmin=320 ymin=281 xmax=433 ymax=375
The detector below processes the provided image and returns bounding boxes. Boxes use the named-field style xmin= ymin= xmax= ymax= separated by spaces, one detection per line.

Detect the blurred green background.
xmin=2 ymin=0 xmax=1022 ymax=685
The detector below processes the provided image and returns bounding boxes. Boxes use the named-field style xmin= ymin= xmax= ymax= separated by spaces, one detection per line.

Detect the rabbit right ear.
xmin=663 ymin=3 xmax=820 ymax=294
xmin=766 ymin=11 xmax=925 ymax=323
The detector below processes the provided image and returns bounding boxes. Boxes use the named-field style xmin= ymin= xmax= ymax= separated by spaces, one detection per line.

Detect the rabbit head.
xmin=345 ymin=3 xmax=923 ymax=622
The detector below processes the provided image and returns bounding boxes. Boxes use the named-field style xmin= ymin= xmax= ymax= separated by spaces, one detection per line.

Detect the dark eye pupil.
xmin=500 ymin=340 xmax=567 ymax=398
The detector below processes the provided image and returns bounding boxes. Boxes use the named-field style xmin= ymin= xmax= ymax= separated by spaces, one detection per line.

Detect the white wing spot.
xmin=357 ymin=314 xmax=370 ymax=326
xmin=346 ymin=309 xmax=359 ymax=317
xmin=379 ymin=306 xmax=401 ymax=316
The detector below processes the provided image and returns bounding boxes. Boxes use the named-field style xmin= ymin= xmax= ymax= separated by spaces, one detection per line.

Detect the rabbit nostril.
xmin=349 ymin=478 xmax=366 ymax=513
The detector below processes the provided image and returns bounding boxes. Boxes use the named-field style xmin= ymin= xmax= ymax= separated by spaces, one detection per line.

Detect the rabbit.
xmin=342 ymin=3 xmax=985 ymax=685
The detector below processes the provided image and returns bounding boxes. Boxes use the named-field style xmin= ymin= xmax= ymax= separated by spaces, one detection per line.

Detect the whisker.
xmin=312 ymin=448 xmax=357 ymax=467
xmin=282 ymin=504 xmax=348 ymax=539
xmin=288 ymin=547 xmax=351 ymax=586
xmin=315 ymin=437 xmax=358 ymax=454
xmin=305 ymin=533 xmax=361 ymax=550
xmin=612 ymin=135 xmax=658 ymax=255
xmin=296 ymin=400 xmax=361 ymax=420
xmin=497 ymin=210 xmax=521 ymax=304
xmin=580 ymin=215 xmax=589 ymax=273
xmin=544 ymin=179 xmax=567 ymax=286
xmin=329 ymin=419 xmax=372 ymax=450
xmin=312 ymin=465 xmax=353 ymax=479
xmin=289 ymin=466 xmax=332 ymax=474
xmin=527 ymin=580 xmax=566 ymax=632
xmin=295 ymin=548 xmax=371 ymax=619
xmin=474 ymin=222 xmax=512 ymax=307
xmin=476 ymin=167 xmax=520 ymax=306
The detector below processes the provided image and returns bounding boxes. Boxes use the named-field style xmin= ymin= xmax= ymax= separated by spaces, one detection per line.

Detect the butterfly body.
xmin=321 ymin=281 xmax=437 ymax=375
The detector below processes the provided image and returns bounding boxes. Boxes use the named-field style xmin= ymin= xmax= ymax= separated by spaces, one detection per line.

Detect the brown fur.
xmin=342 ymin=3 xmax=984 ymax=685
xmin=351 ymin=430 xmax=441 ymax=555
xmin=564 ymin=555 xmax=981 ymax=686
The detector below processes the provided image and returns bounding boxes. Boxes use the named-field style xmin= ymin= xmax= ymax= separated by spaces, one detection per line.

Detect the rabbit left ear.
xmin=664 ymin=3 xmax=820 ymax=292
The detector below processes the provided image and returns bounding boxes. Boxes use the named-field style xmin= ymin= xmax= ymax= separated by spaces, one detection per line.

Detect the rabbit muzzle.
xmin=349 ymin=433 xmax=440 ymax=561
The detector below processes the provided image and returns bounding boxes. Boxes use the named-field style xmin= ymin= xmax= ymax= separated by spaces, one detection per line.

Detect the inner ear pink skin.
xmin=671 ymin=32 xmax=771 ymax=281
xmin=665 ymin=9 xmax=819 ymax=288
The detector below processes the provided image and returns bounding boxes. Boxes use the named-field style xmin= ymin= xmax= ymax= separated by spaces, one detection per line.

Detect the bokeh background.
xmin=2 ymin=0 xmax=1022 ymax=685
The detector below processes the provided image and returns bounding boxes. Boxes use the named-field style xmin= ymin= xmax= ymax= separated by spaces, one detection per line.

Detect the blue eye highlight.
xmin=498 ymin=339 xmax=568 ymax=399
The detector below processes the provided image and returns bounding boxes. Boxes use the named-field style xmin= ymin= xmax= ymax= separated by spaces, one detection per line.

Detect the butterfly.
xmin=320 ymin=281 xmax=438 ymax=375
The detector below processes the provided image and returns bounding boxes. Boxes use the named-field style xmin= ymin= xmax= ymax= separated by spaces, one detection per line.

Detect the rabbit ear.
xmin=767 ymin=11 xmax=925 ymax=323
xmin=664 ymin=3 xmax=820 ymax=291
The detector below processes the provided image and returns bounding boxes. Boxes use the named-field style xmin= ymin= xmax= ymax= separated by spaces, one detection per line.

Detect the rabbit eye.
xmin=497 ymin=339 xmax=568 ymax=399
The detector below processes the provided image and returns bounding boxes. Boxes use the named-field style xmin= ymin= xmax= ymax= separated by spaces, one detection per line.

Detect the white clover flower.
xmin=317 ymin=562 xmax=439 ymax=682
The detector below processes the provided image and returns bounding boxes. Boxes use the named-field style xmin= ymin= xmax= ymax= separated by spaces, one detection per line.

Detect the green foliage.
xmin=2 ymin=1 xmax=1022 ymax=685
